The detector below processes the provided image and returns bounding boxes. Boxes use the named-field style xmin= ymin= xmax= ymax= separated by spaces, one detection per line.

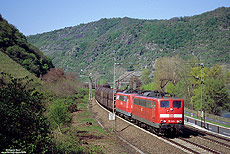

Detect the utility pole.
xmin=200 ymin=63 xmax=205 ymax=128
xmin=95 ymin=78 xmax=97 ymax=89
xmin=89 ymin=73 xmax=92 ymax=103
xmin=112 ymin=61 xmax=117 ymax=132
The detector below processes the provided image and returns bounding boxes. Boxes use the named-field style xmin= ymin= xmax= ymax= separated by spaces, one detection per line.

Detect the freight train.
xmin=95 ymin=87 xmax=184 ymax=135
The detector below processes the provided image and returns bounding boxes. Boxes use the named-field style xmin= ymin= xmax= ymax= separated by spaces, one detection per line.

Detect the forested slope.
xmin=28 ymin=7 xmax=230 ymax=80
xmin=0 ymin=14 xmax=54 ymax=77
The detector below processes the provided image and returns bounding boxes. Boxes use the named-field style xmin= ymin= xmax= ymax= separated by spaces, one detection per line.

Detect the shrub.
xmin=0 ymin=72 xmax=51 ymax=153
xmin=48 ymin=99 xmax=71 ymax=133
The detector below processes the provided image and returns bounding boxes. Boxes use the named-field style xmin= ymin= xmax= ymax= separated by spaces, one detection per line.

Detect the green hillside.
xmin=27 ymin=7 xmax=230 ymax=80
xmin=0 ymin=51 xmax=37 ymax=79
xmin=0 ymin=14 xmax=54 ymax=77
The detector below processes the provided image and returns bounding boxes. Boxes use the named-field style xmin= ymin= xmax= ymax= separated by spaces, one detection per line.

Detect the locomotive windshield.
xmin=160 ymin=101 xmax=170 ymax=108
xmin=173 ymin=101 xmax=181 ymax=108
xmin=117 ymin=95 xmax=127 ymax=102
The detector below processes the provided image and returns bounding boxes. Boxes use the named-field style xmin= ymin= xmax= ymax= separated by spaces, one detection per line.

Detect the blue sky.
xmin=0 ymin=0 xmax=229 ymax=36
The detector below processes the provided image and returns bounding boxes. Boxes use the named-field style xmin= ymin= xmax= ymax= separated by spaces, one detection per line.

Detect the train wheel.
xmin=174 ymin=128 xmax=179 ymax=136
xmin=179 ymin=128 xmax=183 ymax=136
xmin=150 ymin=127 xmax=155 ymax=133
xmin=135 ymin=120 xmax=139 ymax=125
xmin=154 ymin=128 xmax=160 ymax=135
xmin=137 ymin=121 xmax=142 ymax=127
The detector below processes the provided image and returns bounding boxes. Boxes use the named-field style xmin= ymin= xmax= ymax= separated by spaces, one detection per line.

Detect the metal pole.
xmin=95 ymin=78 xmax=97 ymax=89
xmin=201 ymin=63 xmax=205 ymax=128
xmin=113 ymin=62 xmax=115 ymax=114
xmin=89 ymin=73 xmax=92 ymax=103
xmin=112 ymin=61 xmax=116 ymax=132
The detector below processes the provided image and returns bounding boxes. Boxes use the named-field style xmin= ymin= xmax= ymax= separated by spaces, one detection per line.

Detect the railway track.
xmin=184 ymin=126 xmax=230 ymax=146
xmin=180 ymin=126 xmax=230 ymax=153
xmin=136 ymin=124 xmax=226 ymax=153
xmin=94 ymin=99 xmax=229 ymax=154
xmin=162 ymin=136 xmax=221 ymax=154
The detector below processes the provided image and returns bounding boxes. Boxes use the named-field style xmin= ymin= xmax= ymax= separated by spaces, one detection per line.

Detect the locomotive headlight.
xmin=177 ymin=120 xmax=183 ymax=123
xmin=161 ymin=120 xmax=163 ymax=123
xmin=163 ymin=120 xmax=166 ymax=123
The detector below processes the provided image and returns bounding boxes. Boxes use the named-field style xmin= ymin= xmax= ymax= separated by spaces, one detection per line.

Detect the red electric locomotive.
xmin=132 ymin=91 xmax=184 ymax=135
xmin=116 ymin=91 xmax=137 ymax=119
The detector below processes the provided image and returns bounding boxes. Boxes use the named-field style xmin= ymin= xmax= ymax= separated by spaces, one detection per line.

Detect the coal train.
xmin=95 ymin=86 xmax=184 ymax=135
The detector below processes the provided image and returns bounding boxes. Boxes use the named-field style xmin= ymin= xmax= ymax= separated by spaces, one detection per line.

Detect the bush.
xmin=0 ymin=73 xmax=51 ymax=153
xmin=41 ymin=68 xmax=82 ymax=97
xmin=48 ymin=99 xmax=71 ymax=133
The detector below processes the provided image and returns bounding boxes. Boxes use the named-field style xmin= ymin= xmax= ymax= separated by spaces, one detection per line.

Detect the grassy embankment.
xmin=0 ymin=51 xmax=37 ymax=79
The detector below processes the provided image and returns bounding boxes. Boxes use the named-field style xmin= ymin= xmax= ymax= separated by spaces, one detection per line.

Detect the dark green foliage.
xmin=204 ymin=78 xmax=229 ymax=115
xmin=0 ymin=14 xmax=54 ymax=77
xmin=0 ymin=72 xmax=51 ymax=153
xmin=191 ymin=78 xmax=229 ymax=115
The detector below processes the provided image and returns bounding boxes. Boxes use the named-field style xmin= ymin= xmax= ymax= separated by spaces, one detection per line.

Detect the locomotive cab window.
xmin=118 ymin=95 xmax=127 ymax=102
xmin=123 ymin=96 xmax=127 ymax=102
xmin=173 ymin=101 xmax=181 ymax=108
xmin=160 ymin=101 xmax=170 ymax=108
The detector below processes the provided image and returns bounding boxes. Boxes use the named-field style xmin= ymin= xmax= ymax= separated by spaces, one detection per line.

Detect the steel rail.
xmin=179 ymin=137 xmax=222 ymax=154
xmin=184 ymin=127 xmax=230 ymax=149
xmin=161 ymin=136 xmax=200 ymax=154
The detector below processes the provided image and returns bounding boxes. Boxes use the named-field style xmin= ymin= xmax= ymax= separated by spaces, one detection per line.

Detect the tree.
xmin=191 ymin=65 xmax=230 ymax=115
xmin=141 ymin=68 xmax=151 ymax=85
xmin=204 ymin=78 xmax=229 ymax=115
xmin=0 ymin=73 xmax=51 ymax=153
xmin=141 ymin=82 xmax=155 ymax=91
xmin=207 ymin=64 xmax=223 ymax=80
xmin=154 ymin=56 xmax=183 ymax=92
xmin=188 ymin=66 xmax=208 ymax=94
xmin=129 ymin=75 xmax=142 ymax=90
xmin=224 ymin=71 xmax=230 ymax=90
